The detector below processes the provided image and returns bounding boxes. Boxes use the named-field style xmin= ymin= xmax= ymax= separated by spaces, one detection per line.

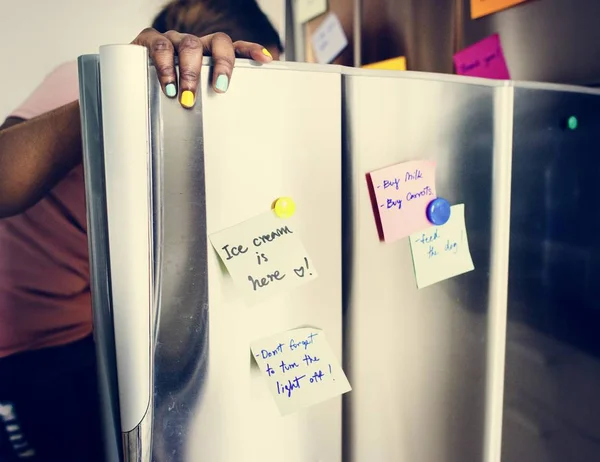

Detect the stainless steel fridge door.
xmin=166 ymin=59 xmax=344 ymax=462
xmin=503 ymin=83 xmax=600 ymax=462
xmin=342 ymin=70 xmax=513 ymax=462
xmin=90 ymin=45 xmax=344 ymax=462
xmin=78 ymin=54 xmax=123 ymax=462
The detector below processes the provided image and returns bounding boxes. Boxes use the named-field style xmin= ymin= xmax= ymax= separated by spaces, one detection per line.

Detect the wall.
xmin=0 ymin=0 xmax=285 ymax=122
xmin=0 ymin=0 xmax=157 ymax=121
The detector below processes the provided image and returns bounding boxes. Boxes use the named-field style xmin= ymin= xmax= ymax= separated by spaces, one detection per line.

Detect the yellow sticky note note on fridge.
xmin=470 ymin=0 xmax=528 ymax=19
xmin=209 ymin=211 xmax=318 ymax=299
xmin=367 ymin=160 xmax=437 ymax=243
xmin=362 ymin=56 xmax=407 ymax=71
xmin=251 ymin=328 xmax=351 ymax=415
xmin=409 ymin=204 xmax=474 ymax=288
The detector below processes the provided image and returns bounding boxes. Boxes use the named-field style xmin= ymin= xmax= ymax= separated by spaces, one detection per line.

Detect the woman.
xmin=0 ymin=0 xmax=282 ymax=460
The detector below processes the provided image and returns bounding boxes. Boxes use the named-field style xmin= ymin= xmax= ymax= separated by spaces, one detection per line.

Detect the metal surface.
xmin=291 ymin=0 xmax=306 ymax=62
xmin=285 ymin=0 xmax=296 ymax=61
xmin=343 ymin=71 xmax=507 ymax=462
xmin=77 ymin=54 xmax=124 ymax=462
xmin=82 ymin=47 xmax=600 ymax=462
xmin=98 ymin=45 xmax=154 ymax=438
xmin=182 ymin=62 xmax=343 ymax=462
xmin=143 ymin=63 xmax=209 ymax=462
xmin=353 ymin=0 xmax=362 ymax=67
xmin=483 ymin=84 xmax=513 ymax=462
xmin=121 ymin=63 xmax=164 ymax=462
xmin=502 ymin=87 xmax=600 ymax=462
xmin=156 ymin=63 xmax=342 ymax=462
xmin=85 ymin=53 xmax=345 ymax=461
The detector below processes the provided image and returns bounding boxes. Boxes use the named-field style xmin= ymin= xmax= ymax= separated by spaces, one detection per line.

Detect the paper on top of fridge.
xmin=311 ymin=13 xmax=348 ymax=64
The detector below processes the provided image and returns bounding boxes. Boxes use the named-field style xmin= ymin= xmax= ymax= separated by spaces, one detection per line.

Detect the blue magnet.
xmin=426 ymin=198 xmax=451 ymax=226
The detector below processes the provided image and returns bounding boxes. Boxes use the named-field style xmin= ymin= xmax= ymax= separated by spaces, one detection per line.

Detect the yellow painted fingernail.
xmin=262 ymin=48 xmax=272 ymax=59
xmin=181 ymin=90 xmax=195 ymax=108
xmin=273 ymin=197 xmax=296 ymax=218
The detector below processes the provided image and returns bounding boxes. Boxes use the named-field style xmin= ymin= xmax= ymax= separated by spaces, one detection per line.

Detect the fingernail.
xmin=262 ymin=48 xmax=272 ymax=59
xmin=181 ymin=90 xmax=195 ymax=108
xmin=215 ymin=74 xmax=229 ymax=93
xmin=165 ymin=83 xmax=176 ymax=98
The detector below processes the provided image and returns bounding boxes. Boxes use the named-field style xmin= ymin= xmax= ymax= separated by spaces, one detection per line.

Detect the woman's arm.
xmin=0 ymin=101 xmax=81 ymax=218
xmin=0 ymin=29 xmax=272 ymax=219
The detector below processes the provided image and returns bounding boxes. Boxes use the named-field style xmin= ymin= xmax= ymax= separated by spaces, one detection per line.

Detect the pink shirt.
xmin=0 ymin=61 xmax=91 ymax=357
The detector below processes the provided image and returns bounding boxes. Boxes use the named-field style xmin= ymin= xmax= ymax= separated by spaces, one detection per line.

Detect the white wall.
xmin=0 ymin=0 xmax=285 ymax=122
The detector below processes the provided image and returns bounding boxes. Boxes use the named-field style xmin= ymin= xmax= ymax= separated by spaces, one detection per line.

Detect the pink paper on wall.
xmin=367 ymin=160 xmax=436 ymax=243
xmin=453 ymin=34 xmax=510 ymax=80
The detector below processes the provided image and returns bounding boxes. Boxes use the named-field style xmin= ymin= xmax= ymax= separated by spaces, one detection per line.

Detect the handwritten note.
xmin=209 ymin=211 xmax=317 ymax=299
xmin=311 ymin=13 xmax=348 ymax=64
xmin=453 ymin=34 xmax=510 ymax=80
xmin=251 ymin=328 xmax=351 ymax=415
xmin=367 ymin=160 xmax=437 ymax=243
xmin=409 ymin=204 xmax=474 ymax=289
xmin=471 ymin=0 xmax=528 ymax=19
xmin=295 ymin=0 xmax=328 ymax=24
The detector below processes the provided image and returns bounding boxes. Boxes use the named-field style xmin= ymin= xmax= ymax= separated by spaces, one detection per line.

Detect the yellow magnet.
xmin=273 ymin=197 xmax=296 ymax=218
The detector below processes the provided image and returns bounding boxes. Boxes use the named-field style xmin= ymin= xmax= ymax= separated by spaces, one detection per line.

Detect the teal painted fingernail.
xmin=165 ymin=83 xmax=176 ymax=98
xmin=215 ymin=74 xmax=229 ymax=93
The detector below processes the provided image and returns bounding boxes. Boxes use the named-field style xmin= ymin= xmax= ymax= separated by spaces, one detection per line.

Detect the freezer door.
xmin=343 ymin=71 xmax=511 ymax=462
xmin=174 ymin=61 xmax=342 ymax=462
xmin=503 ymin=86 xmax=600 ymax=462
xmin=154 ymin=62 xmax=343 ymax=461
xmin=94 ymin=45 xmax=344 ymax=462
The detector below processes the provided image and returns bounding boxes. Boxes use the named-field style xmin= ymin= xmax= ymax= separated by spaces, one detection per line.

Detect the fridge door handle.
xmin=99 ymin=44 xmax=153 ymax=434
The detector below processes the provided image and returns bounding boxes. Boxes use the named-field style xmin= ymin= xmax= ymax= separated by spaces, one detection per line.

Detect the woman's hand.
xmin=0 ymin=28 xmax=270 ymax=216
xmin=131 ymin=28 xmax=273 ymax=108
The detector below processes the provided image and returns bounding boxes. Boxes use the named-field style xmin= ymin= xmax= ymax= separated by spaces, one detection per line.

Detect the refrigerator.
xmin=343 ymin=72 xmax=600 ymax=462
xmin=342 ymin=70 xmax=510 ymax=462
xmin=78 ymin=45 xmax=600 ymax=462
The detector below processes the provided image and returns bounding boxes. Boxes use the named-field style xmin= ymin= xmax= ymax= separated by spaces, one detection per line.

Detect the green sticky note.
xmin=250 ymin=327 xmax=352 ymax=415
xmin=209 ymin=210 xmax=318 ymax=299
xmin=409 ymin=204 xmax=474 ymax=289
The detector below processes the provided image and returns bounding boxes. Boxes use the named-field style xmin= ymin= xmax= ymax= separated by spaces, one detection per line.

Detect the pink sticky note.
xmin=453 ymin=34 xmax=510 ymax=80
xmin=367 ymin=160 xmax=437 ymax=243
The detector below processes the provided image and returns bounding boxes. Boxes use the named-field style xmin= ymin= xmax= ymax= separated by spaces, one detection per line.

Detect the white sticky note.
xmin=409 ymin=204 xmax=475 ymax=288
xmin=209 ymin=211 xmax=318 ymax=299
xmin=251 ymin=328 xmax=351 ymax=415
xmin=295 ymin=0 xmax=328 ymax=24
xmin=311 ymin=13 xmax=348 ymax=64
